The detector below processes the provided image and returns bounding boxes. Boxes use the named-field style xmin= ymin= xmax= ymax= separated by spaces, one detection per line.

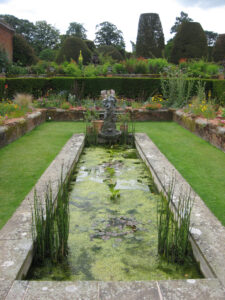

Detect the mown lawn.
xmin=0 ymin=122 xmax=85 ymax=229
xmin=135 ymin=122 xmax=225 ymax=226
xmin=0 ymin=121 xmax=224 ymax=229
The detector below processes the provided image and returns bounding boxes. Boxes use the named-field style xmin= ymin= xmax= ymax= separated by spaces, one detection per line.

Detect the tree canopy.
xmin=95 ymin=21 xmax=125 ymax=50
xmin=66 ymin=22 xmax=87 ymax=39
xmin=32 ymin=21 xmax=60 ymax=54
xmin=0 ymin=14 xmax=36 ymax=44
xmin=170 ymin=11 xmax=193 ymax=34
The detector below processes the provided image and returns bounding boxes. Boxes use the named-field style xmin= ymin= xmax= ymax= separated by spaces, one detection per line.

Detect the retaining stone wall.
xmin=173 ymin=110 xmax=225 ymax=152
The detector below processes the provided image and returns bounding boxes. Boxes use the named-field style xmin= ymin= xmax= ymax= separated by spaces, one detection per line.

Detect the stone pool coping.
xmin=0 ymin=133 xmax=224 ymax=299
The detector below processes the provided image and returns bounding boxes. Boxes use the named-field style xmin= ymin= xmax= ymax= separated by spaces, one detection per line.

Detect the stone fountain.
xmin=99 ymin=89 xmax=121 ymax=142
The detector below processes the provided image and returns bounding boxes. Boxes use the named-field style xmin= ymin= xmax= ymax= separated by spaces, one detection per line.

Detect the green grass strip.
xmin=0 ymin=122 xmax=85 ymax=229
xmin=135 ymin=122 xmax=225 ymax=226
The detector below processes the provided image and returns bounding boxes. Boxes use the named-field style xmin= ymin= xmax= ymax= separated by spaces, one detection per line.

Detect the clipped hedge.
xmin=0 ymin=77 xmax=224 ymax=104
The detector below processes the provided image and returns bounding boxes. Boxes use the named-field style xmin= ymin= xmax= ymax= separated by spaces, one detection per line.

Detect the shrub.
xmin=134 ymin=59 xmax=148 ymax=74
xmin=56 ymin=37 xmax=92 ymax=65
xmin=83 ymin=64 xmax=97 ymax=77
xmin=185 ymin=60 xmax=219 ymax=78
xmin=148 ymin=58 xmax=169 ymax=74
xmin=39 ymin=49 xmax=57 ymax=61
xmin=6 ymin=64 xmax=27 ymax=76
xmin=161 ymin=67 xmax=194 ymax=107
xmin=62 ymin=61 xmax=82 ymax=77
xmin=97 ymin=45 xmax=123 ymax=62
xmin=112 ymin=63 xmax=126 ymax=74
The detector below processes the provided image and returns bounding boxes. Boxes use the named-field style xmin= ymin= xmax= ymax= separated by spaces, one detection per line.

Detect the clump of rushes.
xmin=32 ymin=170 xmax=70 ymax=264
xmin=157 ymin=178 xmax=194 ymax=264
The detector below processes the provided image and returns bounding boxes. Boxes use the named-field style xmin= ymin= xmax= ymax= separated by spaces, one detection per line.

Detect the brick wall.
xmin=0 ymin=22 xmax=14 ymax=61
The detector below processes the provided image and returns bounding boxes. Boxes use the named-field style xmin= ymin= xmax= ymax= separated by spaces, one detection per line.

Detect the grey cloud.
xmin=176 ymin=0 xmax=225 ymax=9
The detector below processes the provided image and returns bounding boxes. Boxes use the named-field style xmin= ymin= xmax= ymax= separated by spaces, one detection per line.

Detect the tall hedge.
xmin=171 ymin=22 xmax=208 ymax=63
xmin=0 ymin=77 xmax=224 ymax=105
xmin=136 ymin=13 xmax=165 ymax=58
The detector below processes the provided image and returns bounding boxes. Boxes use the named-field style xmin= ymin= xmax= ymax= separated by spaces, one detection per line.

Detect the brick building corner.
xmin=0 ymin=20 xmax=14 ymax=61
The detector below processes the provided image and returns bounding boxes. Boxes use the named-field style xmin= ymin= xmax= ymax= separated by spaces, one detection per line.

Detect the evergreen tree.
xmin=213 ymin=34 xmax=225 ymax=62
xmin=170 ymin=22 xmax=207 ymax=63
xmin=136 ymin=13 xmax=164 ymax=58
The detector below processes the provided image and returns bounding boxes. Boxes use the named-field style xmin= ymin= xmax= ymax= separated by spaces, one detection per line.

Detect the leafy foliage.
xmin=66 ymin=22 xmax=87 ymax=39
xmin=95 ymin=21 xmax=125 ymax=50
xmin=97 ymin=45 xmax=123 ymax=62
xmin=32 ymin=21 xmax=60 ymax=54
xmin=39 ymin=49 xmax=57 ymax=61
xmin=170 ymin=22 xmax=208 ymax=63
xmin=136 ymin=13 xmax=165 ymax=58
xmin=0 ymin=14 xmax=36 ymax=44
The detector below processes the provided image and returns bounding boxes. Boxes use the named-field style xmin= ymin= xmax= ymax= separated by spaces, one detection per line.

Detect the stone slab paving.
xmin=135 ymin=133 xmax=225 ymax=288
xmin=3 ymin=279 xmax=225 ymax=299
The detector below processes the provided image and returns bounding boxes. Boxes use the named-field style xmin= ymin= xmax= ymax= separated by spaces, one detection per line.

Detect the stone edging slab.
xmin=135 ymin=133 xmax=225 ymax=287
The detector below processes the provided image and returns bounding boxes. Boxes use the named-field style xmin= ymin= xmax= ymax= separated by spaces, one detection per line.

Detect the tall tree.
xmin=66 ymin=22 xmax=87 ymax=39
xmin=213 ymin=34 xmax=225 ymax=62
xmin=0 ymin=14 xmax=36 ymax=44
xmin=136 ymin=13 xmax=165 ymax=58
xmin=170 ymin=22 xmax=208 ymax=63
xmin=170 ymin=11 xmax=193 ymax=34
xmin=33 ymin=21 xmax=60 ymax=54
xmin=95 ymin=21 xmax=125 ymax=50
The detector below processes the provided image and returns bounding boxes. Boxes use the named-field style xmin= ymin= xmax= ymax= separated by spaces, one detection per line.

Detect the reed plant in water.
xmin=157 ymin=178 xmax=194 ymax=264
xmin=32 ymin=171 xmax=70 ymax=264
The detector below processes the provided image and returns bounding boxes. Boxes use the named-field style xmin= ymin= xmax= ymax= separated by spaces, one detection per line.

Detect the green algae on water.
xmin=27 ymin=146 xmax=203 ymax=281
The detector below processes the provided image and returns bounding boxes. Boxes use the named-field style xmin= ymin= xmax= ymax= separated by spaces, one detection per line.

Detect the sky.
xmin=0 ymin=0 xmax=225 ymax=51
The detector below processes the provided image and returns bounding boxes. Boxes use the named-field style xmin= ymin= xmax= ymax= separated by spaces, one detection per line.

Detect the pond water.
xmin=27 ymin=146 xmax=202 ymax=281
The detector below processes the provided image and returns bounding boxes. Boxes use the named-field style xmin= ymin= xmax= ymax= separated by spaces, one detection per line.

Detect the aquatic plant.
xmin=32 ymin=170 xmax=70 ymax=263
xmin=108 ymin=181 xmax=120 ymax=201
xmin=157 ymin=178 xmax=194 ymax=264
